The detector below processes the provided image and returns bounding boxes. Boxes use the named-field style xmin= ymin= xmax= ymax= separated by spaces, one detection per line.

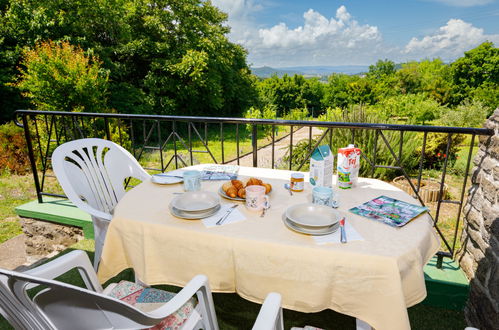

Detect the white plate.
xmin=170 ymin=204 xmax=221 ymax=219
xmin=218 ymin=187 xmax=245 ymax=201
xmin=151 ymin=172 xmax=183 ymax=184
xmin=285 ymin=203 xmax=340 ymax=228
xmin=171 ymin=191 xmax=220 ymax=212
xmin=282 ymin=215 xmax=339 ymax=236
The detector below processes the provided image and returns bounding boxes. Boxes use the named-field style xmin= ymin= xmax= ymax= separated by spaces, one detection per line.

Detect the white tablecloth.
xmin=98 ymin=165 xmax=440 ymax=330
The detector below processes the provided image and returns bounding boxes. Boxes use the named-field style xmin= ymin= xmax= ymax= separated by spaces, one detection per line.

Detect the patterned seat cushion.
xmin=107 ymin=280 xmax=196 ymax=330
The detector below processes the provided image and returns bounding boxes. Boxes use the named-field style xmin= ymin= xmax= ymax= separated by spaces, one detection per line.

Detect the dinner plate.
xmin=169 ymin=203 xmax=221 ymax=219
xmin=218 ymin=187 xmax=245 ymax=201
xmin=171 ymin=191 xmax=220 ymax=212
xmin=285 ymin=203 xmax=340 ymax=228
xmin=151 ymin=172 xmax=183 ymax=184
xmin=282 ymin=215 xmax=339 ymax=236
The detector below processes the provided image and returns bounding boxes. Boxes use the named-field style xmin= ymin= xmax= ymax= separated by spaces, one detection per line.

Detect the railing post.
xmin=252 ymin=124 xmax=258 ymax=167
xmin=22 ymin=114 xmax=43 ymax=203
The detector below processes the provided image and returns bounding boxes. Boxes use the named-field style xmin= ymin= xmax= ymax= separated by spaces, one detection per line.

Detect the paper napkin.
xmin=313 ymin=221 xmax=364 ymax=245
xmin=202 ymin=204 xmax=246 ymax=228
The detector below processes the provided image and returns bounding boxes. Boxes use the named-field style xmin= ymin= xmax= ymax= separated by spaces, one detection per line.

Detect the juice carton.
xmin=337 ymin=144 xmax=361 ymax=189
xmin=309 ymin=145 xmax=333 ymax=187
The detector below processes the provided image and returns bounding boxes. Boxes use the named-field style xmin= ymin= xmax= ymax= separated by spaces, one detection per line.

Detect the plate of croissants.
xmin=219 ymin=178 xmax=272 ymax=201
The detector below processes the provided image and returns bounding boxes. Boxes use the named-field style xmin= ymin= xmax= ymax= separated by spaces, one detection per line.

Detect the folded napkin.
xmin=313 ymin=221 xmax=364 ymax=245
xmin=202 ymin=204 xmax=246 ymax=228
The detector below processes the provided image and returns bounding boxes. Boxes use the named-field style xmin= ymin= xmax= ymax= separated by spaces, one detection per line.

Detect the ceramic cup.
xmin=183 ymin=170 xmax=202 ymax=191
xmin=312 ymin=186 xmax=339 ymax=208
xmin=245 ymin=185 xmax=269 ymax=212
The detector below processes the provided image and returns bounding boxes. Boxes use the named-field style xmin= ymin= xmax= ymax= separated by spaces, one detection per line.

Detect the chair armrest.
xmin=252 ymin=292 xmax=283 ymax=330
xmin=146 ymin=275 xmax=211 ymax=319
xmin=24 ymin=250 xmax=103 ymax=292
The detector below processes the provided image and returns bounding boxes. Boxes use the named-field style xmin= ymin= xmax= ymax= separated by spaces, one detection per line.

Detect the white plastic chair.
xmin=0 ymin=250 xmax=284 ymax=330
xmin=52 ymin=138 xmax=150 ymax=269
xmin=252 ymin=292 xmax=284 ymax=330
xmin=0 ymin=250 xmax=219 ymax=330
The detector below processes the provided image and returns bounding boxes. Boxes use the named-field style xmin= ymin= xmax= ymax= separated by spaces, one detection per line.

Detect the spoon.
xmin=284 ymin=183 xmax=293 ymax=196
xmin=260 ymin=201 xmax=270 ymax=217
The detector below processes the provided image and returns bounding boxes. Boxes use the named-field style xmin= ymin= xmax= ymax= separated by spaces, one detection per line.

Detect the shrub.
xmin=419 ymin=99 xmax=489 ymax=169
xmin=12 ymin=40 xmax=109 ymax=113
xmin=0 ymin=122 xmax=31 ymax=174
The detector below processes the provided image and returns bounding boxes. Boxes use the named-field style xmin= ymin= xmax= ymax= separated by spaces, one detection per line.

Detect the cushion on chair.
xmin=107 ymin=280 xmax=196 ymax=330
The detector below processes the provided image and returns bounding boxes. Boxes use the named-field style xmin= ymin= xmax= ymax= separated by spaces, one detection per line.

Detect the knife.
xmin=340 ymin=217 xmax=347 ymax=243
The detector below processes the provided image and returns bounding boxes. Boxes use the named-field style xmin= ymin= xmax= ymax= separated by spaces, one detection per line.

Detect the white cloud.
xmin=245 ymin=6 xmax=384 ymax=66
xmin=425 ymin=0 xmax=495 ymax=7
xmin=404 ymin=19 xmax=499 ymax=59
xmin=210 ymin=2 xmax=499 ymax=67
xmin=210 ymin=0 xmax=263 ymax=45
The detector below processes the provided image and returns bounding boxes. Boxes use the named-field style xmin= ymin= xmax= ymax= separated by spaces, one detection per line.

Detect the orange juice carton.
xmin=309 ymin=145 xmax=333 ymax=187
xmin=337 ymin=144 xmax=361 ymax=189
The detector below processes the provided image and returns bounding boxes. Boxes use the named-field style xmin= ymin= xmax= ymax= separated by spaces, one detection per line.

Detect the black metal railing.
xmin=14 ymin=110 xmax=494 ymax=265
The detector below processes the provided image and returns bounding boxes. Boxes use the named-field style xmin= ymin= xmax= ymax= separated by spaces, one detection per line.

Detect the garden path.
xmin=228 ymin=126 xmax=323 ymax=168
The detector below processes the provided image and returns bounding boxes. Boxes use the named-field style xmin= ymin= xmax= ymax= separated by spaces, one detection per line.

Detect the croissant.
xmin=246 ymin=178 xmax=259 ymax=186
xmin=222 ymin=181 xmax=233 ymax=193
xmin=237 ymin=187 xmax=246 ymax=198
xmin=231 ymin=179 xmax=244 ymax=190
xmin=226 ymin=186 xmax=238 ymax=198
xmin=262 ymin=183 xmax=272 ymax=194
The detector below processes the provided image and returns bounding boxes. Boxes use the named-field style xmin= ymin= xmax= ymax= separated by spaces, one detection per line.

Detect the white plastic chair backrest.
xmin=0 ymin=268 xmax=169 ymax=330
xmin=52 ymin=138 xmax=150 ymax=220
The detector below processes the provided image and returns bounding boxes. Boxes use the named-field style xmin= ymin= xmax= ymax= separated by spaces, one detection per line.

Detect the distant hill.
xmin=251 ymin=65 xmax=369 ymax=78
xmin=250 ymin=66 xmax=303 ymax=78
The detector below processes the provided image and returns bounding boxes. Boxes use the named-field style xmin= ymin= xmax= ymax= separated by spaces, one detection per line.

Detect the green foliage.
xmin=13 ymin=40 xmax=109 ymax=112
xmin=0 ymin=0 xmax=256 ymax=118
xmin=438 ymin=99 xmax=489 ymax=128
xmin=285 ymin=106 xmax=420 ymax=180
xmin=395 ymin=59 xmax=453 ymax=104
xmin=375 ymin=93 xmax=446 ymax=124
xmin=283 ymin=107 xmax=310 ymax=121
xmin=0 ymin=121 xmax=30 ymax=174
xmin=244 ymin=104 xmax=277 ymax=138
xmin=451 ymin=42 xmax=499 ymax=96
xmin=322 ymin=74 xmax=375 ymax=109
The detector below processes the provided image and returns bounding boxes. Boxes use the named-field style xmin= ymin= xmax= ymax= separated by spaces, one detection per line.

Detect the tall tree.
xmin=0 ymin=0 xmax=256 ymax=120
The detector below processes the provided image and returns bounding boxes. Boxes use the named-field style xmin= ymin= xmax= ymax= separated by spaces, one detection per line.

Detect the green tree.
xmin=322 ymin=74 xmax=374 ymax=108
xmin=13 ymin=40 xmax=109 ymax=112
xmin=0 ymin=0 xmax=256 ymax=118
xmin=451 ymin=42 xmax=499 ymax=112
xmin=395 ymin=59 xmax=452 ymax=104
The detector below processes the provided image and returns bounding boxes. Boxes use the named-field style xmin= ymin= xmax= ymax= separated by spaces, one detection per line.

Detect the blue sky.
xmin=211 ymin=0 xmax=499 ymax=67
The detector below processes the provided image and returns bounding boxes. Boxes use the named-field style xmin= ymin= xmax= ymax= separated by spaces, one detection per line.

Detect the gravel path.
xmin=228 ymin=126 xmax=323 ymax=168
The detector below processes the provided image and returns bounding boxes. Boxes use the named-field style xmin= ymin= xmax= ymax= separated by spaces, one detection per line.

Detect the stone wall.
xmin=459 ymin=108 xmax=499 ymax=330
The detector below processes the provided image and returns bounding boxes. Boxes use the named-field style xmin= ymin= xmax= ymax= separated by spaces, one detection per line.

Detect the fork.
xmin=216 ymin=204 xmax=239 ymax=225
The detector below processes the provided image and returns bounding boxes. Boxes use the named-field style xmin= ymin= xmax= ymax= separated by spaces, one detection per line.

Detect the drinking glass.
xmin=312 ymin=186 xmax=339 ymax=208
xmin=183 ymin=170 xmax=201 ymax=191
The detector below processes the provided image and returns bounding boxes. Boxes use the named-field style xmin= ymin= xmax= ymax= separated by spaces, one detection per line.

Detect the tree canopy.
xmin=0 ymin=0 xmax=256 ymax=120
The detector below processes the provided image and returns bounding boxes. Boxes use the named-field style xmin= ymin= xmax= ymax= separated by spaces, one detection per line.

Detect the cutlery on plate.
xmin=340 ymin=217 xmax=347 ymax=243
xmin=284 ymin=183 xmax=293 ymax=196
xmin=156 ymin=173 xmax=183 ymax=178
xmin=216 ymin=204 xmax=238 ymax=226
